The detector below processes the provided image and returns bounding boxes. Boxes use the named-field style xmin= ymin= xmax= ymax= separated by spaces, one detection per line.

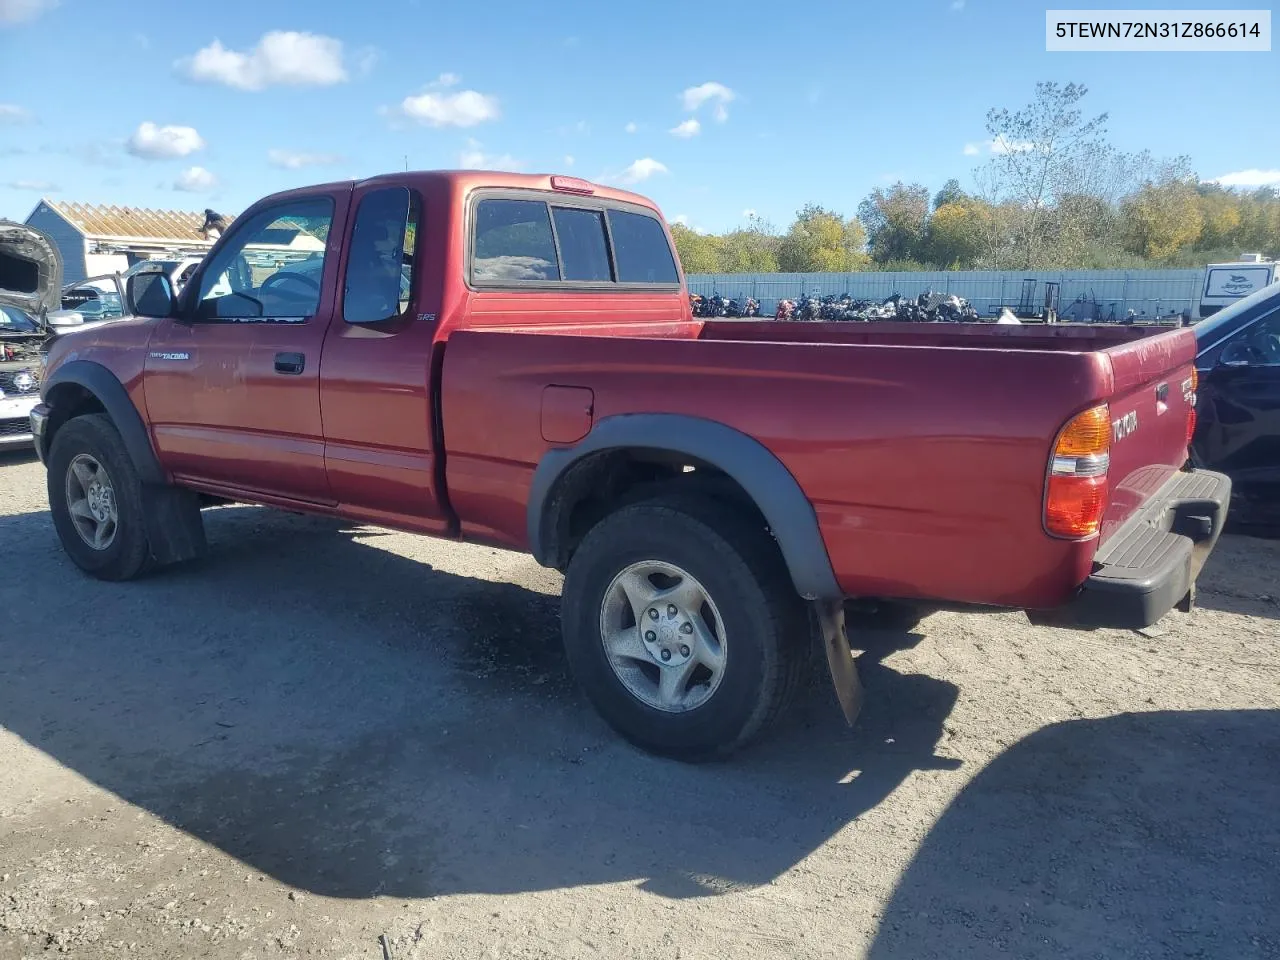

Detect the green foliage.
xmin=665 ymin=83 xmax=1279 ymax=274
xmin=776 ymin=204 xmax=869 ymax=272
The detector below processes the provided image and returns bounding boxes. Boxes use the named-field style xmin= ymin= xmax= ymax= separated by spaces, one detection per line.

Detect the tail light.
xmin=1186 ymin=368 xmax=1198 ymax=444
xmin=1045 ymin=403 xmax=1111 ymax=539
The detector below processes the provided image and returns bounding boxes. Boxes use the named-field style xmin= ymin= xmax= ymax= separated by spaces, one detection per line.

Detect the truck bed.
xmin=441 ymin=320 xmax=1198 ymax=611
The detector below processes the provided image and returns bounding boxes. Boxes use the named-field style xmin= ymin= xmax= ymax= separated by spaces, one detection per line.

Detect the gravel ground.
xmin=1 ymin=448 xmax=1278 ymax=960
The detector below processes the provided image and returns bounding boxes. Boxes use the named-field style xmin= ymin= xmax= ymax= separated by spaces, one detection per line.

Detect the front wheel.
xmin=560 ymin=496 xmax=811 ymax=761
xmin=47 ymin=414 xmax=153 ymax=581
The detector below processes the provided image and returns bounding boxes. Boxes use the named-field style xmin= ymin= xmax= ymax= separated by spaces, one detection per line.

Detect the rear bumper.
xmin=1030 ymin=468 xmax=1232 ymax=630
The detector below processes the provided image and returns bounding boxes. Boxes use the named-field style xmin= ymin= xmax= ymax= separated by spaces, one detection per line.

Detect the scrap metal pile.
xmin=773 ymin=291 xmax=981 ymax=322
xmin=689 ymin=293 xmax=762 ymax=318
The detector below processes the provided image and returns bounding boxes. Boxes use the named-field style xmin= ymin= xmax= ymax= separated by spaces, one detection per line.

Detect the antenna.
xmin=404 ymin=155 xmax=408 ymax=172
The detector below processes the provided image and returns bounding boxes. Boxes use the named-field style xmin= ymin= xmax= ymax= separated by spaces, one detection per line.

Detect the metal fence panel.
xmin=685 ymin=269 xmax=1205 ymax=319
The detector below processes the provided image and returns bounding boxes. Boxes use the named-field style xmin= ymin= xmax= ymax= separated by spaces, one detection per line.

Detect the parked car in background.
xmin=122 ymin=256 xmax=204 ymax=295
xmin=1192 ymin=281 xmax=1280 ymax=527
xmin=1197 ymin=256 xmax=1280 ymax=319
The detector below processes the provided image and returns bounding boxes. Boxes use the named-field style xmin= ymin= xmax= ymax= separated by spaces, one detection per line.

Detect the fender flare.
xmin=527 ymin=413 xmax=841 ymax=600
xmin=42 ymin=360 xmax=167 ymax=485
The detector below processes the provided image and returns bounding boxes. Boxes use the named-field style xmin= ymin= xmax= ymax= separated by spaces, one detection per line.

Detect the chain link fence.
xmin=686 ymin=269 xmax=1204 ymax=320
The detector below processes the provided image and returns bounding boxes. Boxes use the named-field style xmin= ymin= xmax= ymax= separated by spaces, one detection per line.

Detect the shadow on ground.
xmin=867 ymin=709 xmax=1280 ymax=959
xmin=0 ymin=505 xmax=960 ymax=901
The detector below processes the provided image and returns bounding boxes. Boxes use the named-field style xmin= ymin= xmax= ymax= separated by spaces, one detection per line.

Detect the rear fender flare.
xmin=527 ymin=413 xmax=841 ymax=600
xmin=41 ymin=360 xmax=166 ymax=485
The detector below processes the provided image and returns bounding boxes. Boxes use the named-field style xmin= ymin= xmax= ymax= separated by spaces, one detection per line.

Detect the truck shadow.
xmin=866 ymin=709 xmax=1280 ymax=960
xmin=0 ymin=505 xmax=960 ymax=901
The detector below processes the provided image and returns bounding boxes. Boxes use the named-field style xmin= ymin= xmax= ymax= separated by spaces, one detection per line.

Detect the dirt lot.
xmin=2 ymin=449 xmax=1278 ymax=960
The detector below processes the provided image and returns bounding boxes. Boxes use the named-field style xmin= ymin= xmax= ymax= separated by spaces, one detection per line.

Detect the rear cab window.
xmin=469 ymin=191 xmax=679 ymax=291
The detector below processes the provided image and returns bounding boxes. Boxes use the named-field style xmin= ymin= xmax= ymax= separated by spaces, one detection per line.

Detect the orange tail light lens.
xmin=1187 ymin=368 xmax=1199 ymax=444
xmin=1045 ymin=404 xmax=1111 ymax=539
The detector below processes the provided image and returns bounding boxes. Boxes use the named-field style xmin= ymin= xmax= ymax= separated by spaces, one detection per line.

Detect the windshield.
xmin=0 ymin=304 xmax=41 ymax=333
xmin=1193 ymin=280 xmax=1280 ymax=340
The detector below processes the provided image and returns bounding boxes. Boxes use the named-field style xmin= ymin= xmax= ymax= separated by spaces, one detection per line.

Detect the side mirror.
xmin=1218 ymin=340 xmax=1254 ymax=368
xmin=127 ymin=271 xmax=176 ymax=318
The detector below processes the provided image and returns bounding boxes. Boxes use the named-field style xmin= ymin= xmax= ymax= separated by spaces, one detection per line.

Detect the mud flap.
xmin=813 ymin=599 xmax=863 ymax=726
xmin=142 ymin=484 xmax=208 ymax=566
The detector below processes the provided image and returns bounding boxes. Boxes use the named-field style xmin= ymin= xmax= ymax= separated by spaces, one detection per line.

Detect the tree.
xmin=979 ymin=82 xmax=1111 ymax=268
xmin=1196 ymin=187 xmax=1243 ymax=250
xmin=926 ymin=199 xmax=990 ymax=267
xmin=857 ymin=182 xmax=931 ymax=264
xmin=933 ymin=178 xmax=967 ymax=210
xmin=1121 ymin=174 xmax=1204 ymax=261
xmin=776 ymin=204 xmax=869 ymax=272
xmin=669 ymin=223 xmax=721 ymax=273
xmin=715 ymin=214 xmax=780 ymax=272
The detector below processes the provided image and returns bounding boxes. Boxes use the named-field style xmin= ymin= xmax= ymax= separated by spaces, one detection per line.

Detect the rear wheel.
xmin=561 ymin=496 xmax=811 ymax=761
xmin=47 ymin=414 xmax=153 ymax=581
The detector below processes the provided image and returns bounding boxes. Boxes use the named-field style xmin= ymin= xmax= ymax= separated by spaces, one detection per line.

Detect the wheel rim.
xmin=65 ymin=453 xmax=118 ymax=551
xmin=599 ymin=560 xmax=727 ymax=713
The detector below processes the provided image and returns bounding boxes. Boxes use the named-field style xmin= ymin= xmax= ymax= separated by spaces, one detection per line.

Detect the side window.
xmin=473 ymin=199 xmax=559 ymax=282
xmin=552 ymin=207 xmax=612 ymax=282
xmin=608 ymin=210 xmax=678 ymax=284
xmin=1221 ymin=309 xmax=1280 ymax=366
xmin=194 ymin=198 xmax=333 ymax=320
xmin=344 ymin=187 xmax=418 ymax=324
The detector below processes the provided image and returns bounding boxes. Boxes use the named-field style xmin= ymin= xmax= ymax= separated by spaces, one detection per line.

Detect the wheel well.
xmin=542 ymin=449 xmax=769 ymax=571
xmin=44 ymin=383 xmax=106 ymax=449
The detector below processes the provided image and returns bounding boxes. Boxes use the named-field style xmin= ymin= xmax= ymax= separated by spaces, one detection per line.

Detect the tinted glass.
xmin=473 ymin=199 xmax=559 ymax=282
xmin=344 ymin=187 xmax=418 ymax=323
xmin=609 ymin=210 xmax=678 ymax=283
xmin=195 ymin=198 xmax=333 ymax=320
xmin=552 ymin=207 xmax=612 ymax=282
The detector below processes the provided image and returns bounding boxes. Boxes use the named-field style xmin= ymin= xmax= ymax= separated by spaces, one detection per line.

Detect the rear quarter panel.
xmin=441 ymin=329 xmax=1117 ymax=609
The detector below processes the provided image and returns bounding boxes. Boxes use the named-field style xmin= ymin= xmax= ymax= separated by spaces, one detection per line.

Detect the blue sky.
xmin=1 ymin=0 xmax=1277 ymax=232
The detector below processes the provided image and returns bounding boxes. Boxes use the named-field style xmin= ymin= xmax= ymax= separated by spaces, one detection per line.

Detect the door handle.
xmin=274 ymin=352 xmax=305 ymax=375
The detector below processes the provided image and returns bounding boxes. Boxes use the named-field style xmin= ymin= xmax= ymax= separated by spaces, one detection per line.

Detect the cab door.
xmin=143 ymin=191 xmax=350 ymax=503
xmin=319 ymin=183 xmax=450 ymax=532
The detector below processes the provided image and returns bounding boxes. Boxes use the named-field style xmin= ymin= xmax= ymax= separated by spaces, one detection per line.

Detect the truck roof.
xmin=262 ymin=170 xmax=666 ymax=217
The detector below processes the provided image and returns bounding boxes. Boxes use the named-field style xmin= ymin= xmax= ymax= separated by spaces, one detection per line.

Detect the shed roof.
xmin=39 ymin=200 xmax=235 ymax=244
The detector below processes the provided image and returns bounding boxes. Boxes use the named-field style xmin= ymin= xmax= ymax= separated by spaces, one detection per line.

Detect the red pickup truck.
xmin=28 ymin=171 xmax=1230 ymax=760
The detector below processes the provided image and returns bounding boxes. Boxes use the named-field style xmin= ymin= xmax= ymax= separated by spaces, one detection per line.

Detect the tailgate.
xmin=1099 ymin=326 xmax=1199 ymax=541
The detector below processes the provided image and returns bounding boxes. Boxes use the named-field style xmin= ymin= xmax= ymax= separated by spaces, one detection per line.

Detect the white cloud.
xmin=126 ymin=121 xmax=205 ymax=159
xmin=355 ymin=46 xmax=380 ymax=76
xmin=713 ymin=103 xmax=729 ymax=123
xmin=625 ymin=122 xmax=638 ymax=134
xmin=618 ymin=157 xmax=669 ymax=184
xmin=564 ymin=155 xmax=575 ymax=167
xmin=433 ymin=72 xmax=460 ymax=88
xmin=990 ymin=135 xmax=1035 ymax=155
xmin=174 ymin=166 xmax=217 ymax=192
xmin=672 ymin=214 xmax=689 ymax=226
xmin=669 ymin=118 xmax=700 ymax=138
xmin=267 ymin=148 xmax=344 ymax=169
xmin=180 ymin=31 xmax=347 ymax=91
xmin=0 ymin=103 xmax=30 ymax=122
xmin=458 ymin=138 xmax=521 ymax=170
xmin=950 ymin=0 xmax=965 ymax=9
xmin=0 ymin=0 xmax=57 ymax=24
xmin=964 ymin=136 xmax=1035 ymax=156
xmin=399 ymin=85 xmax=499 ymax=127
xmin=681 ymin=81 xmax=735 ymax=114
xmin=1210 ymin=169 xmax=1280 ymax=188
xmin=8 ymin=179 xmax=58 ymax=191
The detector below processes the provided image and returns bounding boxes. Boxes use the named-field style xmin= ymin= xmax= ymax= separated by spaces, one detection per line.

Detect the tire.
xmin=47 ymin=413 xmax=153 ymax=581
xmin=561 ymin=495 xmax=811 ymax=761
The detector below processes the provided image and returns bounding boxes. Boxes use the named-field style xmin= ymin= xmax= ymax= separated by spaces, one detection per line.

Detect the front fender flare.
xmin=41 ymin=360 xmax=166 ymax=485
xmin=527 ymin=413 xmax=841 ymax=600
